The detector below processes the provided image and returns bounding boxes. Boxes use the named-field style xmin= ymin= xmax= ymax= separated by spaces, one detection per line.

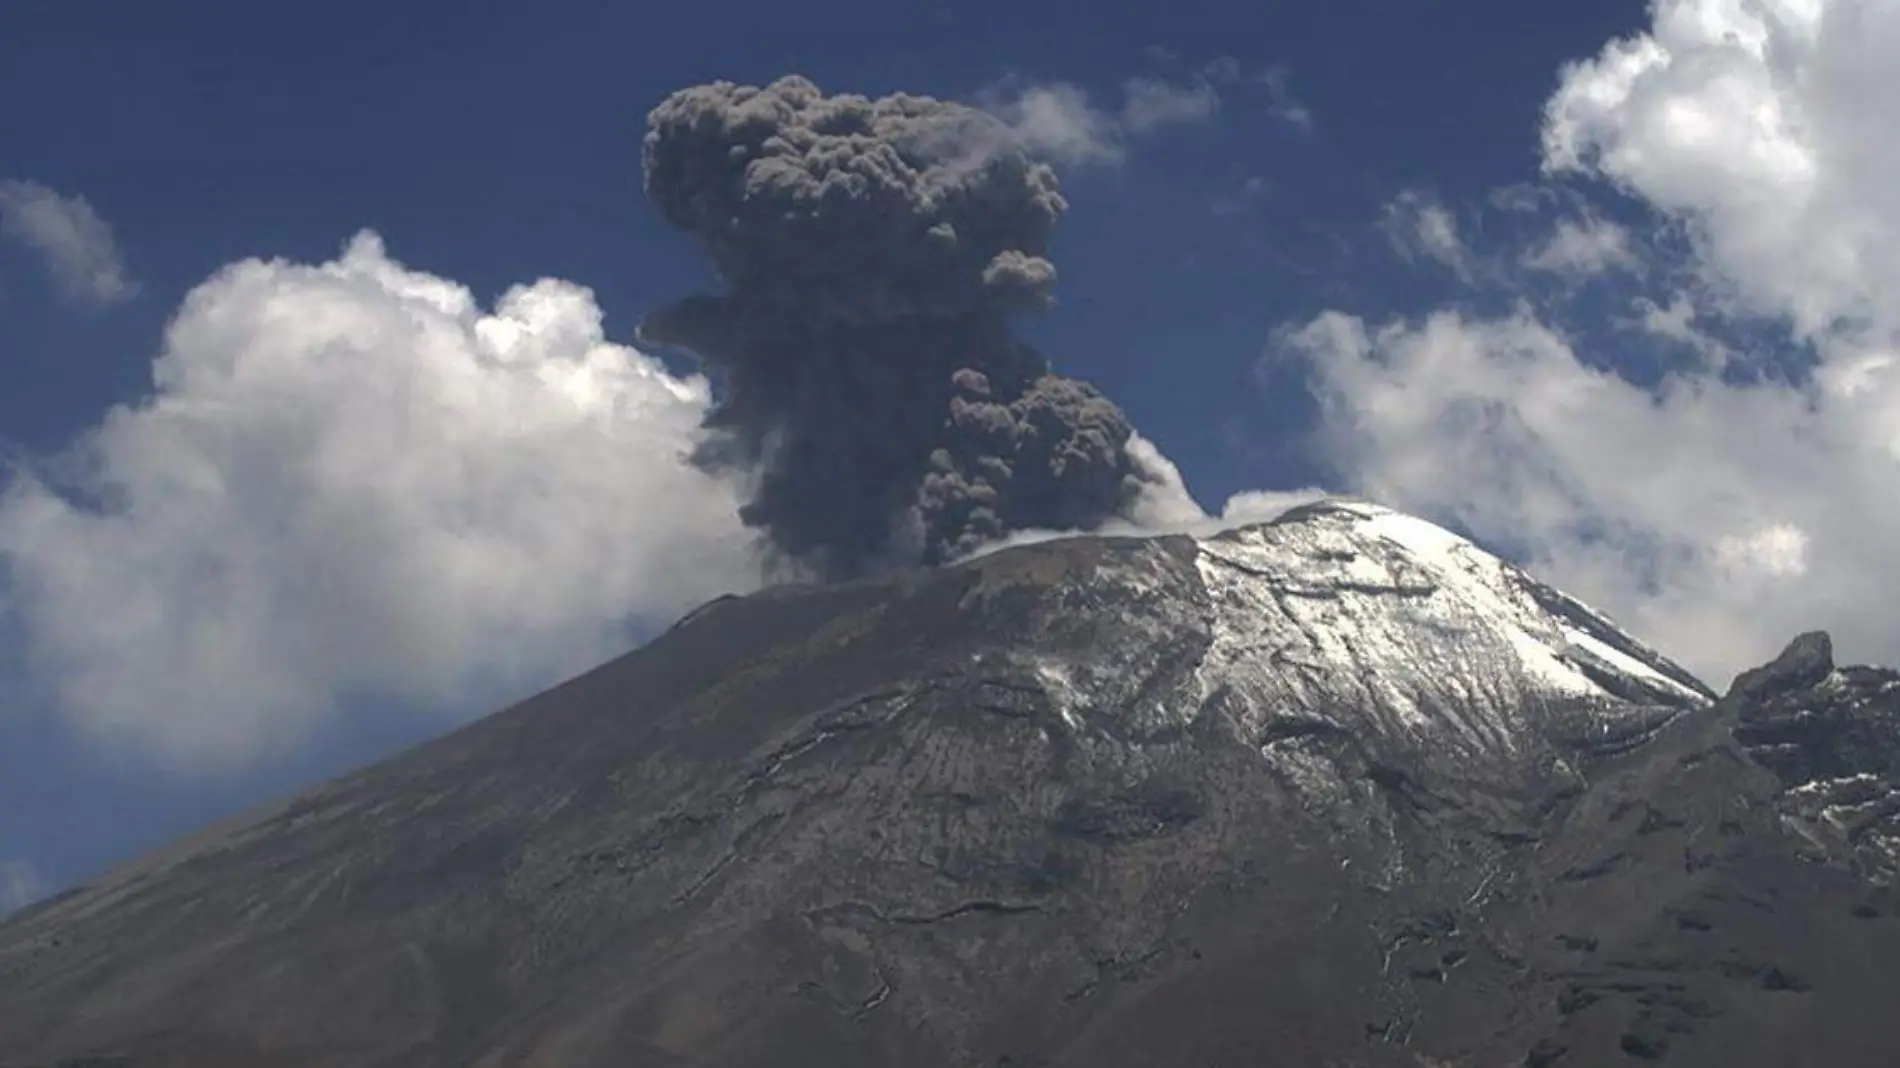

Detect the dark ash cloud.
xmin=641 ymin=74 xmax=1160 ymax=577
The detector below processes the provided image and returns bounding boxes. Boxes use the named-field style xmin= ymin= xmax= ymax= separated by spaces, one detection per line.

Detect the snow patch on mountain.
xmin=1186 ymin=499 xmax=1711 ymax=780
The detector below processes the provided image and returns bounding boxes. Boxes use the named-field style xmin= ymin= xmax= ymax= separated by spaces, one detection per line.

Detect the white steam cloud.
xmin=0 ymin=860 xmax=45 ymax=917
xmin=984 ymin=72 xmax=1224 ymax=168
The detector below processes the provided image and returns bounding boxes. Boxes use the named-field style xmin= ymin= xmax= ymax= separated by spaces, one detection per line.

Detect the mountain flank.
xmin=4 ymin=501 xmax=1900 ymax=1066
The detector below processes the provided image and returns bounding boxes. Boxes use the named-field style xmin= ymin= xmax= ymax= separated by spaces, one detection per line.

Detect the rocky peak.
xmin=1729 ymin=630 xmax=1836 ymax=702
xmin=1729 ymin=631 xmax=1900 ymax=884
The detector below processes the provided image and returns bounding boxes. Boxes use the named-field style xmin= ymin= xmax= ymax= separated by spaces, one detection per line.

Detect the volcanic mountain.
xmin=5 ymin=500 xmax=1900 ymax=1066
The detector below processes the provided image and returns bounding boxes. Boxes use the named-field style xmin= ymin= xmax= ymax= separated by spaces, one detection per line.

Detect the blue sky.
xmin=9 ymin=0 xmax=1900 ymax=910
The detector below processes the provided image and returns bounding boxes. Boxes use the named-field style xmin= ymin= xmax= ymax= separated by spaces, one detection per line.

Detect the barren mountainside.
xmin=4 ymin=501 xmax=1900 ymax=1066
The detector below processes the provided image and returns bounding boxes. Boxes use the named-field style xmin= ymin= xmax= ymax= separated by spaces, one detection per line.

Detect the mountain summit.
xmin=4 ymin=500 xmax=1900 ymax=1067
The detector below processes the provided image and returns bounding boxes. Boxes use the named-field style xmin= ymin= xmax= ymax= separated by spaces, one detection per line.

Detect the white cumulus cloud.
xmin=0 ymin=232 xmax=761 ymax=771
xmin=1270 ymin=0 xmax=1900 ymax=686
xmin=1279 ymin=308 xmax=1877 ymax=684
xmin=1542 ymin=0 xmax=1890 ymax=340
xmin=0 ymin=179 xmax=135 ymax=306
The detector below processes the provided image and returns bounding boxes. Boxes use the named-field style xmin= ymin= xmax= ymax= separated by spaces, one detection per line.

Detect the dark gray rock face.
xmin=2 ymin=502 xmax=1899 ymax=1067
xmin=1732 ymin=632 xmax=1900 ymax=885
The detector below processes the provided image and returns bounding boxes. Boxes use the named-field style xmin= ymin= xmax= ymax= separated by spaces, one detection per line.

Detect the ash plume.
xmin=640 ymin=74 xmax=1160 ymax=578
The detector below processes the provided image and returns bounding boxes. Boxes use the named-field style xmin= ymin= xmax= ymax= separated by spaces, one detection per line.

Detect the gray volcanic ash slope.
xmin=5 ymin=501 xmax=1900 ymax=1067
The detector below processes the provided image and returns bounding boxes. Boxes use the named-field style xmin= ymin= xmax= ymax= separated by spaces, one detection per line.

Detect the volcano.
xmin=5 ymin=500 xmax=1900 ymax=1066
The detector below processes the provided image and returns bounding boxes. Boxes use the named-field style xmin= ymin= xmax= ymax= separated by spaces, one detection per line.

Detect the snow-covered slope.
xmin=1193 ymin=499 xmax=1707 ymax=730
xmin=994 ymin=497 xmax=1713 ymax=806
xmin=1185 ymin=499 xmax=1712 ymax=789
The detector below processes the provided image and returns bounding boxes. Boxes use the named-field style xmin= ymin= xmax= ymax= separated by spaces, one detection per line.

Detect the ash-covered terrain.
xmin=5 ymin=499 xmax=1900 ymax=1067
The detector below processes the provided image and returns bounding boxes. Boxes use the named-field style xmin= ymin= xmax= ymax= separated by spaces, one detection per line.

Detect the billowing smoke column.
xmin=641 ymin=74 xmax=1154 ymax=578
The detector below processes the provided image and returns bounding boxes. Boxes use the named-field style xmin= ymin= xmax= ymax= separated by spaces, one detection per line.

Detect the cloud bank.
xmin=1284 ymin=0 xmax=1900 ymax=685
xmin=0 ymin=233 xmax=760 ymax=770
